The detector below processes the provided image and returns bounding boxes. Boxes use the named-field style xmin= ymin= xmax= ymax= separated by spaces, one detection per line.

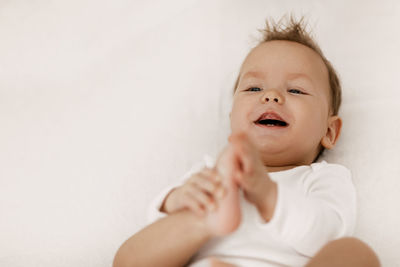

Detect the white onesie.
xmin=147 ymin=156 xmax=356 ymax=267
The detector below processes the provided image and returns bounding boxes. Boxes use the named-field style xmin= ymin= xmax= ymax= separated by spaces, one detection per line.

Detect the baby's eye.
xmin=288 ymin=89 xmax=304 ymax=94
xmin=247 ymin=87 xmax=262 ymax=92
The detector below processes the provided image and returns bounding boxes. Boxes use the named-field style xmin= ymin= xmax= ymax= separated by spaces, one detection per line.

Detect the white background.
xmin=1 ymin=0 xmax=399 ymax=266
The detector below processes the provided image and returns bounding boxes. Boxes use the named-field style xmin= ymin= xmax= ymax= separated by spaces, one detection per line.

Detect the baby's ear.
xmin=321 ymin=116 xmax=342 ymax=149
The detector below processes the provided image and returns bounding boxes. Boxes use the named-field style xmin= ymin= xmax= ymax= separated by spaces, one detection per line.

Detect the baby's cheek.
xmin=229 ymin=115 xmax=241 ymax=133
xmin=230 ymin=112 xmax=250 ymax=134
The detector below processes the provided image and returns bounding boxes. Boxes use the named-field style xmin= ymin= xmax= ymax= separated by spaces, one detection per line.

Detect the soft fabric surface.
xmin=1 ymin=1 xmax=399 ymax=266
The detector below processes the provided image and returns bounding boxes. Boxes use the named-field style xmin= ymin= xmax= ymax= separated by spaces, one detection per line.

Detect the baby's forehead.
xmin=240 ymin=41 xmax=329 ymax=83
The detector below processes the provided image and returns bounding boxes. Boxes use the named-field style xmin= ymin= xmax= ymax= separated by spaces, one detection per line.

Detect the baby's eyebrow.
xmin=241 ymin=71 xmax=265 ymax=80
xmin=287 ymin=73 xmax=315 ymax=89
xmin=241 ymin=71 xmax=312 ymax=81
xmin=240 ymin=71 xmax=315 ymax=91
xmin=287 ymin=73 xmax=313 ymax=83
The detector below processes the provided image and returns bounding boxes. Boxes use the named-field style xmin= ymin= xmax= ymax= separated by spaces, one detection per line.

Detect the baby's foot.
xmin=206 ymin=145 xmax=241 ymax=236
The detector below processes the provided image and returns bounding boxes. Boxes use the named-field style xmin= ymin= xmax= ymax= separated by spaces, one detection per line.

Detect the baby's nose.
xmin=261 ymin=90 xmax=284 ymax=104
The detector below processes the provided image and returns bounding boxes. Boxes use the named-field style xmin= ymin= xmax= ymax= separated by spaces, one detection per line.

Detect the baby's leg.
xmin=305 ymin=237 xmax=380 ymax=267
xmin=208 ymin=257 xmax=237 ymax=267
xmin=206 ymin=145 xmax=242 ymax=236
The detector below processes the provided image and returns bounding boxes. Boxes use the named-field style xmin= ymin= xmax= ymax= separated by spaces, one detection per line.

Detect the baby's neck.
xmin=266 ymin=164 xmax=303 ymax=173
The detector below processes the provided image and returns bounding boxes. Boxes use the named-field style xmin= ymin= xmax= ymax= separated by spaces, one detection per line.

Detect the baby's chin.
xmin=254 ymin=138 xmax=290 ymax=154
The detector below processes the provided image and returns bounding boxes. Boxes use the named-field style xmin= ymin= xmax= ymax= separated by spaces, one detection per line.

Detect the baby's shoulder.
xmin=302 ymin=161 xmax=353 ymax=190
xmin=309 ymin=160 xmax=351 ymax=177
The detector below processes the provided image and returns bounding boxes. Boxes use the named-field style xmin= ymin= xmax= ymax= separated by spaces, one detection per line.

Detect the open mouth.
xmin=254 ymin=112 xmax=289 ymax=127
xmin=256 ymin=119 xmax=288 ymax=127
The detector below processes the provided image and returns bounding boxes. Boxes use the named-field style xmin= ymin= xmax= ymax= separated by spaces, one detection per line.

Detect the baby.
xmin=113 ymin=17 xmax=380 ymax=267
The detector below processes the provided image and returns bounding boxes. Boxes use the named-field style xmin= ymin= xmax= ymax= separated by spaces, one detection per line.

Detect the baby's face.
xmin=230 ymin=40 xmax=336 ymax=168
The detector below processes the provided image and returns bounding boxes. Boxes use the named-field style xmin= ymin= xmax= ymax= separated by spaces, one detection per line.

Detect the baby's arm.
xmin=113 ymin=210 xmax=212 ymax=267
xmin=114 ymin=168 xmax=229 ymax=267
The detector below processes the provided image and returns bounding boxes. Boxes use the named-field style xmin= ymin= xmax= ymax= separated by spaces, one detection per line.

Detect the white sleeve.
xmin=146 ymin=155 xmax=216 ymax=224
xmin=256 ymin=163 xmax=356 ymax=257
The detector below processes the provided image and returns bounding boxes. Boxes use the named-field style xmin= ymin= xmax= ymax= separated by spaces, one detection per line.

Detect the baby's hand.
xmin=160 ymin=168 xmax=225 ymax=216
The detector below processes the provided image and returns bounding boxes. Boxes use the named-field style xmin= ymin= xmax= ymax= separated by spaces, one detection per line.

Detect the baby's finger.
xmin=186 ymin=184 xmax=216 ymax=212
xmin=183 ymin=192 xmax=206 ymax=216
xmin=192 ymin=174 xmax=226 ymax=200
xmin=190 ymin=173 xmax=219 ymax=194
xmin=200 ymin=167 xmax=222 ymax=183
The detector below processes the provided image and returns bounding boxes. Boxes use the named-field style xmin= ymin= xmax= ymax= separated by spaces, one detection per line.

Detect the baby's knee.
xmin=207 ymin=257 xmax=236 ymax=267
xmin=322 ymin=237 xmax=380 ymax=267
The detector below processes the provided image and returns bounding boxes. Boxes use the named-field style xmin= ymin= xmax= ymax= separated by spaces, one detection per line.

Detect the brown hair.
xmin=234 ymin=15 xmax=342 ymax=160
xmin=234 ymin=15 xmax=342 ymax=116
